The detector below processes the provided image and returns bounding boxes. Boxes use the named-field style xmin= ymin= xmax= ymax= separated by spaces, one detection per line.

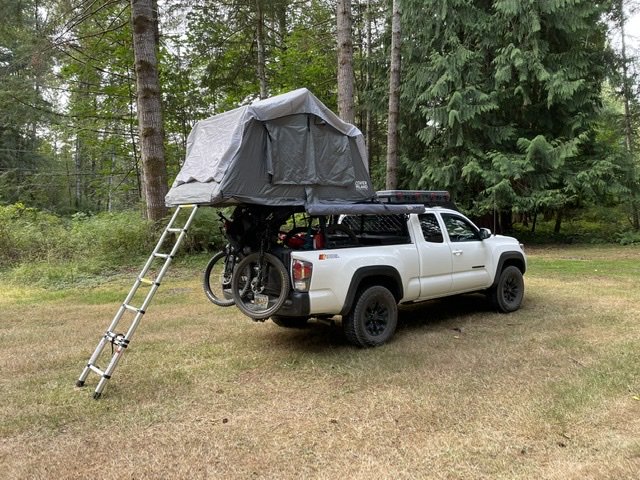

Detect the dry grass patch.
xmin=1 ymin=245 xmax=639 ymax=479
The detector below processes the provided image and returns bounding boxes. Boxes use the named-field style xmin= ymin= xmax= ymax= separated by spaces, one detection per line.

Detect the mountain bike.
xmin=230 ymin=209 xmax=291 ymax=320
xmin=202 ymin=212 xmax=245 ymax=307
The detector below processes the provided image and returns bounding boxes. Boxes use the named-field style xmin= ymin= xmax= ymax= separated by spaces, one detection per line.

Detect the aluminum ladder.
xmin=76 ymin=204 xmax=199 ymax=399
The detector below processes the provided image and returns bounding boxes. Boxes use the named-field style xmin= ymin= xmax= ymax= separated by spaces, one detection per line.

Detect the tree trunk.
xmin=385 ymin=0 xmax=401 ymax=189
xmin=337 ymin=0 xmax=355 ymax=124
xmin=618 ymin=0 xmax=640 ymax=230
xmin=256 ymin=0 xmax=268 ymax=99
xmin=126 ymin=65 xmax=142 ymax=200
xmin=74 ymin=135 xmax=82 ymax=209
xmin=131 ymin=0 xmax=168 ymax=221
xmin=554 ymin=209 xmax=563 ymax=234
xmin=531 ymin=211 xmax=538 ymax=234
xmin=365 ymin=0 xmax=373 ymax=171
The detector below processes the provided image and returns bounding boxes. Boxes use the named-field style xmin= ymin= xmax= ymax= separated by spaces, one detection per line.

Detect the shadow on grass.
xmin=263 ymin=293 xmax=497 ymax=352
xmin=397 ymin=293 xmax=495 ymax=332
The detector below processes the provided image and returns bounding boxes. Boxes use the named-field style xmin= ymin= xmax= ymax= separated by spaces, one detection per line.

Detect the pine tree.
xmin=401 ymin=0 xmax=613 ymax=231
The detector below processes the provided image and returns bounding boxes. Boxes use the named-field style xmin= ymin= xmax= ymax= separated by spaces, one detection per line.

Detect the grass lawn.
xmin=1 ymin=245 xmax=639 ymax=479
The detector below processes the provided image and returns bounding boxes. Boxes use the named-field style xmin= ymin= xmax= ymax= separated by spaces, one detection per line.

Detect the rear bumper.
xmin=274 ymin=291 xmax=310 ymax=317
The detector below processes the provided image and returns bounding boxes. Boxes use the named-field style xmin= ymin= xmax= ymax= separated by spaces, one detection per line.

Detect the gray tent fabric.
xmin=306 ymin=203 xmax=426 ymax=216
xmin=165 ymin=88 xmax=374 ymax=207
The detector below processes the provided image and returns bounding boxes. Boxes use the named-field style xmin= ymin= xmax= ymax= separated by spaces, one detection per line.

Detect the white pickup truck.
xmin=261 ymin=191 xmax=527 ymax=347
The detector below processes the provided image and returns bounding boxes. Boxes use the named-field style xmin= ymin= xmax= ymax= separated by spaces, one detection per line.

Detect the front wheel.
xmin=343 ymin=285 xmax=398 ymax=347
xmin=231 ymin=252 xmax=290 ymax=320
xmin=490 ymin=265 xmax=524 ymax=313
xmin=203 ymin=250 xmax=238 ymax=307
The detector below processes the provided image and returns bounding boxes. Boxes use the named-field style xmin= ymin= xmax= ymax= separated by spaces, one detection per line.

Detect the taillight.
xmin=292 ymin=259 xmax=313 ymax=292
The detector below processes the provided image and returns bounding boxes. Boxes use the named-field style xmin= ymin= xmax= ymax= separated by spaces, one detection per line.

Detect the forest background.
xmin=2 ymin=0 xmax=640 ymax=282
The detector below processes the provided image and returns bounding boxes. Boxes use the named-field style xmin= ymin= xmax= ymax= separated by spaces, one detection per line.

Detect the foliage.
xmin=185 ymin=0 xmax=337 ymax=109
xmin=0 ymin=203 xmax=154 ymax=285
xmin=0 ymin=0 xmax=55 ymax=206
xmin=616 ymin=230 xmax=640 ymax=245
xmin=510 ymin=204 xmax=633 ymax=244
xmin=401 ymin=0 xmax=624 ymax=231
xmin=0 ymin=202 xmax=226 ymax=286
xmin=0 ymin=0 xmax=638 ymax=238
xmin=176 ymin=207 xmax=227 ymax=252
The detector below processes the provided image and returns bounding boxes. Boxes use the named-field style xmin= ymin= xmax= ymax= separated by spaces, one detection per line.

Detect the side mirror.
xmin=479 ymin=228 xmax=492 ymax=240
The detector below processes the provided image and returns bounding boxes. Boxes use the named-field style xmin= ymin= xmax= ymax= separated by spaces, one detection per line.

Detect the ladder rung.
xmin=167 ymin=228 xmax=184 ymax=233
xmin=89 ymin=364 xmax=104 ymax=376
xmin=138 ymin=277 xmax=159 ymax=286
xmin=123 ymin=304 xmax=144 ymax=314
xmin=153 ymin=253 xmax=172 ymax=259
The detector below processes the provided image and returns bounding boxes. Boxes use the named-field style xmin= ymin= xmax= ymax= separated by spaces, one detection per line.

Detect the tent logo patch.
xmin=355 ymin=181 xmax=368 ymax=191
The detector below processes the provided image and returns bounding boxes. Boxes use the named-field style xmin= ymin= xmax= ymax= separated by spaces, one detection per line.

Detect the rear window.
xmin=341 ymin=214 xmax=408 ymax=236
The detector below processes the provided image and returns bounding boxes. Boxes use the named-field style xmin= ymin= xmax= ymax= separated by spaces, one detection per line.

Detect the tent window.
xmin=265 ymin=114 xmax=355 ymax=186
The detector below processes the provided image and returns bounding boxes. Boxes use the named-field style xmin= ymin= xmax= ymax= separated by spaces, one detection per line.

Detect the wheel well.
xmin=340 ymin=267 xmax=403 ymax=316
xmin=357 ymin=275 xmax=401 ymax=301
xmin=490 ymin=252 xmax=526 ymax=290
xmin=502 ymin=257 xmax=525 ymax=274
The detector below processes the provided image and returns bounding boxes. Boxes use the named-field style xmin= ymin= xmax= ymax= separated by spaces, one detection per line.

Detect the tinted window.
xmin=442 ymin=214 xmax=480 ymax=242
xmin=341 ymin=214 xmax=408 ymax=236
xmin=419 ymin=213 xmax=443 ymax=243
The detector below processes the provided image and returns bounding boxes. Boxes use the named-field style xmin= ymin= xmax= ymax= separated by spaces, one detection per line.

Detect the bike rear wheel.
xmin=231 ymin=252 xmax=289 ymax=320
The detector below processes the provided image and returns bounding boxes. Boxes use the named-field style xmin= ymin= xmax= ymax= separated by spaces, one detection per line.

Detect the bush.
xmin=0 ymin=203 xmax=229 ymax=287
xmin=0 ymin=204 xmax=158 ymax=286
xmin=511 ymin=206 xmax=630 ymax=244
xmin=616 ymin=230 xmax=640 ymax=245
xmin=0 ymin=203 xmax=70 ymax=267
xmin=180 ymin=207 xmax=227 ymax=252
xmin=69 ymin=211 xmax=155 ymax=264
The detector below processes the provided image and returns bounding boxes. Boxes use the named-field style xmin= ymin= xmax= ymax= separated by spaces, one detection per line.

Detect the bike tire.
xmin=231 ymin=252 xmax=290 ymax=320
xmin=202 ymin=250 xmax=237 ymax=307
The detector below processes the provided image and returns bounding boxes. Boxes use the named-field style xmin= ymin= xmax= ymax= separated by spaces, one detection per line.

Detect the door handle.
xmin=452 ymin=250 xmax=463 ymax=256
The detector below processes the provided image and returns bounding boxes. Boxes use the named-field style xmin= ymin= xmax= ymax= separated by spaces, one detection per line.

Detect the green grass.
xmin=527 ymin=245 xmax=640 ymax=278
xmin=1 ymin=246 xmax=639 ymax=479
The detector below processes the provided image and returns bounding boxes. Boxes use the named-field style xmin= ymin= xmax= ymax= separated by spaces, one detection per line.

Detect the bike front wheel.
xmin=203 ymin=250 xmax=238 ymax=307
xmin=231 ymin=252 xmax=289 ymax=320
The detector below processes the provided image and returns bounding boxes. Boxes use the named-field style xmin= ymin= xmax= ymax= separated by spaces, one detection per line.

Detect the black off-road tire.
xmin=490 ymin=265 xmax=524 ymax=313
xmin=271 ymin=315 xmax=310 ymax=328
xmin=343 ymin=285 xmax=398 ymax=347
xmin=231 ymin=252 xmax=290 ymax=320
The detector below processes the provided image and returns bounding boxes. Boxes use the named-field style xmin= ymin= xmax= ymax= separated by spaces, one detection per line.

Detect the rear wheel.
xmin=490 ymin=265 xmax=524 ymax=312
xmin=231 ymin=252 xmax=290 ymax=320
xmin=343 ymin=286 xmax=398 ymax=347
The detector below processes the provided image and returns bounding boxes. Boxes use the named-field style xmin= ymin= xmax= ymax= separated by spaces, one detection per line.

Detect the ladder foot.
xmin=75 ymin=380 xmax=85 ymax=388
xmin=93 ymin=392 xmax=102 ymax=400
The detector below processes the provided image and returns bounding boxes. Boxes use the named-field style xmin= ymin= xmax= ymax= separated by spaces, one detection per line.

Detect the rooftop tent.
xmin=165 ymin=88 xmax=375 ymax=208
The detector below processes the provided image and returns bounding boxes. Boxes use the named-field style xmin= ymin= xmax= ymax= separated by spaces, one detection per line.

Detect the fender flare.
xmin=490 ymin=251 xmax=526 ymax=289
xmin=340 ymin=266 xmax=403 ymax=316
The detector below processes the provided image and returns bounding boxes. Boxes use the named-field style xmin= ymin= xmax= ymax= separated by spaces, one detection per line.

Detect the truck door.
xmin=415 ymin=213 xmax=453 ymax=298
xmin=440 ymin=213 xmax=491 ymax=292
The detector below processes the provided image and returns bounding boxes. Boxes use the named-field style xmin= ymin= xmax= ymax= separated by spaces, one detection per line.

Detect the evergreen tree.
xmin=0 ymin=0 xmax=52 ymax=205
xmin=402 ymin=0 xmax=615 ymax=231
